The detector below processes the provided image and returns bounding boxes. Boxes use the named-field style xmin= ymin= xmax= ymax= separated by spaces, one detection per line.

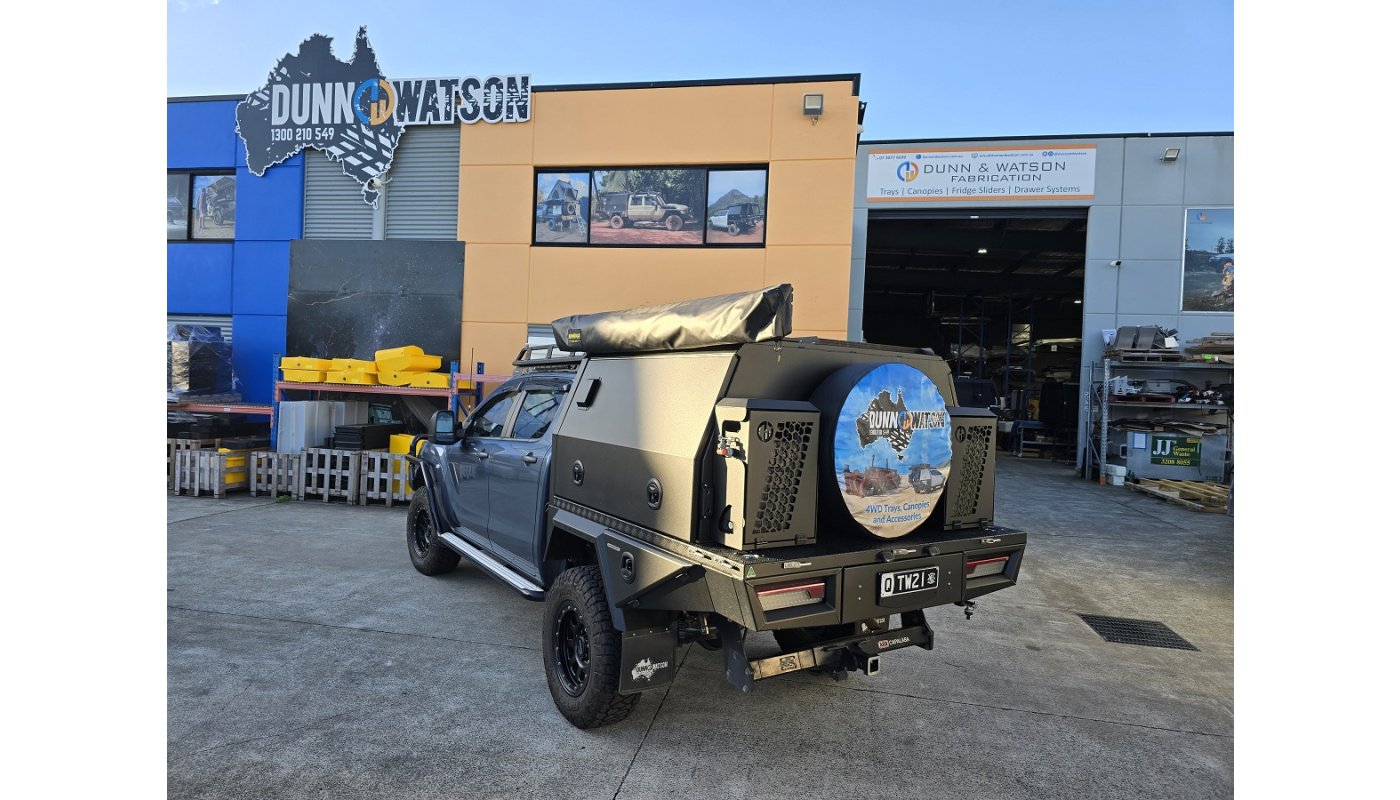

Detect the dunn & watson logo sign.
xmin=236 ymin=27 xmax=531 ymax=207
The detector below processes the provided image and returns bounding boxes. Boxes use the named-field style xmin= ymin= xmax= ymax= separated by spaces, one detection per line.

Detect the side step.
xmin=438 ymin=531 xmax=546 ymax=600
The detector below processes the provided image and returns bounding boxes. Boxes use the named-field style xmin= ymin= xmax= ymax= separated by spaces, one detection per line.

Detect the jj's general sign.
xmin=866 ymin=145 xmax=1096 ymax=202
xmin=236 ymin=27 xmax=530 ymax=206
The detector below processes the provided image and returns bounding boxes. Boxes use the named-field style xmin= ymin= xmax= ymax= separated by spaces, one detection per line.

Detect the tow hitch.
xmin=719 ymin=611 xmax=934 ymax=693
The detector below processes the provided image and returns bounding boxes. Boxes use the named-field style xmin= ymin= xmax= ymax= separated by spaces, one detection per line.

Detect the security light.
xmin=803 ymin=93 xmax=824 ymax=123
xmin=977 ymin=248 xmax=988 ymax=254
xmin=1161 ymin=147 xmax=1181 ymax=162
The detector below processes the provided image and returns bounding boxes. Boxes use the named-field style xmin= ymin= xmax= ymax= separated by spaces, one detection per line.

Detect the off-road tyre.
xmin=664 ymin=214 xmax=684 ymax=232
xmin=609 ymin=214 xmax=625 ymax=229
xmin=213 ymin=208 xmax=224 ymax=225
xmin=406 ymin=491 xmax=461 ymax=575
xmin=543 ymin=565 xmax=639 ymax=728
xmin=773 ymin=624 xmax=857 ymax=653
xmin=727 ymin=222 xmax=741 ymax=236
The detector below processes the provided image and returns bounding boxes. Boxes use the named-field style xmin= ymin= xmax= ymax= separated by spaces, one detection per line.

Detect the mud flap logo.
xmin=631 ymin=658 xmax=670 ymax=682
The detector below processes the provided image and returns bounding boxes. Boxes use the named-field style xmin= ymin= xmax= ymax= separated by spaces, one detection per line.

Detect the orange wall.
xmin=458 ymin=79 xmax=859 ymax=378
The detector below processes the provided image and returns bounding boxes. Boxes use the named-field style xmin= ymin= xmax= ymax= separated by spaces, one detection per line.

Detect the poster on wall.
xmin=1182 ymin=208 xmax=1234 ymax=312
xmin=534 ymin=172 xmax=590 ymax=244
xmin=590 ymin=169 xmax=704 ymax=245
xmin=704 ymin=169 xmax=767 ymax=245
xmin=167 ymin=175 xmax=189 ymax=240
xmin=866 ymin=145 xmax=1096 ymax=202
xmin=191 ymin=175 xmax=237 ymax=240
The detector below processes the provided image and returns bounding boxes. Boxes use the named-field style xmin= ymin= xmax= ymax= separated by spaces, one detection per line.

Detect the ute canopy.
xmin=551 ymin=284 xmax=793 ymax=355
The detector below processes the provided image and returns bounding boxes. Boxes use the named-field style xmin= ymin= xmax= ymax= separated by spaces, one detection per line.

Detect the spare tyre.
xmin=810 ymin=362 xmax=954 ymax=539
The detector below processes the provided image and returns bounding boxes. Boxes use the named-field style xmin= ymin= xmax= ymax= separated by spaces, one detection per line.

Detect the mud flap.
xmin=619 ymin=624 xmax=678 ymax=694
xmin=718 ymin=619 xmax=755 ymax=694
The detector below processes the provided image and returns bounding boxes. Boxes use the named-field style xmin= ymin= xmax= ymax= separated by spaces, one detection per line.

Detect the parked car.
xmin=404 ymin=287 xmax=1025 ymax=729
xmin=168 ymin=195 xmax=185 ymax=225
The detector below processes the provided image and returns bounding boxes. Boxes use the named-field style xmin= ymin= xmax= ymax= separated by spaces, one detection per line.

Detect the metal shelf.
xmin=1107 ymin=360 xmax=1233 ymax=370
xmin=168 ymin=402 xmax=274 ymax=417
xmin=1085 ymin=355 xmax=1234 ymax=483
xmin=275 ymin=380 xmax=454 ymax=398
xmin=1108 ymin=401 xmax=1230 ymax=409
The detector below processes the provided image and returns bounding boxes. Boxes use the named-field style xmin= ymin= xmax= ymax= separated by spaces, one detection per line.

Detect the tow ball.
xmin=956 ymin=599 xmax=977 ymax=620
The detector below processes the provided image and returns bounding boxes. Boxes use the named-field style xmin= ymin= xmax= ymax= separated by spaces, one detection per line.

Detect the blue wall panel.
xmin=232 ymin=241 xmax=292 ymax=316
xmin=167 ymin=101 xmax=239 ymax=168
xmin=168 ymin=243 xmax=233 ymax=314
xmin=170 ymin=97 xmax=305 ymax=405
xmin=236 ymin=156 xmax=304 ymax=240
xmin=231 ymin=314 xmax=287 ymax=404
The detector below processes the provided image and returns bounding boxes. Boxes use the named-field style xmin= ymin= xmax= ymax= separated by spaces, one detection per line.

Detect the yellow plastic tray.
xmin=325 ymin=370 xmax=377 ymax=385
xmin=282 ymin=369 xmax=327 ymax=382
xmin=409 ymin=372 xmax=450 ymax=389
xmin=280 ymin=356 xmax=333 ymax=371
xmin=374 ymin=345 xmax=424 ymax=361
xmin=377 ymin=370 xmax=414 ymax=387
xmin=376 ymin=354 xmax=442 ymax=373
xmin=329 ymin=358 xmax=378 ymax=373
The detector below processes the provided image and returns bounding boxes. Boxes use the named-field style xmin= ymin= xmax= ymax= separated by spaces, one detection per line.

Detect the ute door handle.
xmin=522 ymin=452 xmax=538 ymax=465
xmin=472 ymin=449 xmax=489 ymax=460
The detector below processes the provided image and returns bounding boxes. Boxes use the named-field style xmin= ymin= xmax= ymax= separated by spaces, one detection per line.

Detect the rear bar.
xmin=722 ymin=611 xmax=933 ymax=692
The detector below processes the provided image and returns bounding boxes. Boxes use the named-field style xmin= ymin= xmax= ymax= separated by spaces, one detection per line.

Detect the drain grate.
xmin=1078 ymin=614 xmax=1198 ymax=651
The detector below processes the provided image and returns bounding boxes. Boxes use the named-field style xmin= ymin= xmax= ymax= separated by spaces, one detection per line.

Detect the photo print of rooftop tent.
xmin=534 ymin=172 xmax=590 ymax=244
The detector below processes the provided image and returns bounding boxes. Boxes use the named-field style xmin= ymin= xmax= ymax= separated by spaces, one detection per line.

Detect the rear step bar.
xmin=438 ymin=531 xmax=546 ymax=600
xmin=719 ymin=610 xmax=934 ymax=693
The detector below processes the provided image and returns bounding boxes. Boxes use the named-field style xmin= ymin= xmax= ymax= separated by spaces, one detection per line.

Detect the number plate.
xmin=878 ymin=566 xmax=940 ymax=598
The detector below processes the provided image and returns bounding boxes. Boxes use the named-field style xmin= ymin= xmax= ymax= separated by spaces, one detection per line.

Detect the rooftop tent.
xmin=551 ymin=284 xmax=793 ymax=355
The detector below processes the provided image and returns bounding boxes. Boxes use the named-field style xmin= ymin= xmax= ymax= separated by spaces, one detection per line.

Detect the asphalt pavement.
xmin=168 ymin=456 xmax=1233 ymax=799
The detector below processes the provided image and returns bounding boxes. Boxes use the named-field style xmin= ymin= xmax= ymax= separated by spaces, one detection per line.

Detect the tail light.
xmin=756 ymin=580 xmax=826 ymax=612
xmin=966 ymin=555 xmax=1009 ymax=580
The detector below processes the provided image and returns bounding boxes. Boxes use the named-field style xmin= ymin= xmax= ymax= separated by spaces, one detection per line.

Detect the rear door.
xmin=487 ymin=383 xmax=568 ymax=576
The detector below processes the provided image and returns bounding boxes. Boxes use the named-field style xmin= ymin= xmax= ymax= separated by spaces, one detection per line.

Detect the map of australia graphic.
xmin=235 ymin=27 xmax=403 ymax=206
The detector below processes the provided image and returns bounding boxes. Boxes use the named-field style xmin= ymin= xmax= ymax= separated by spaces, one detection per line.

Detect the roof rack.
xmin=512 ymin=344 xmax=583 ymax=374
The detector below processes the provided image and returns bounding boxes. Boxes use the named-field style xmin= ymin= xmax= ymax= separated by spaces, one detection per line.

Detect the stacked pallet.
xmin=1127 ymin=478 xmax=1230 ymax=513
xmin=1185 ymin=333 xmax=1234 ymax=364
xmin=333 ymin=423 xmax=405 ymax=450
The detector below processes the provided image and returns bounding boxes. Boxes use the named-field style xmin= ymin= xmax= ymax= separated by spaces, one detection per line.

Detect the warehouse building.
xmin=167 ymin=70 xmax=1232 ymax=471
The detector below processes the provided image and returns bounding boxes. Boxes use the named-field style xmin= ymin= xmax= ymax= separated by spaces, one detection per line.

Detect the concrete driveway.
xmin=168 ymin=458 xmax=1232 ymax=799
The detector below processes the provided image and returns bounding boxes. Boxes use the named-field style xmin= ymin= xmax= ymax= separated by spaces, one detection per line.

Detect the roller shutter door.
xmin=385 ymin=126 xmax=460 ymax=240
xmin=303 ymin=151 xmax=374 ymax=239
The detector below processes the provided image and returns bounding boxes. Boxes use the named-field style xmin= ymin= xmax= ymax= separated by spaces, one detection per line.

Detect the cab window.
xmin=467 ymin=391 xmax=518 ymax=438
xmin=510 ymin=388 xmax=564 ymax=440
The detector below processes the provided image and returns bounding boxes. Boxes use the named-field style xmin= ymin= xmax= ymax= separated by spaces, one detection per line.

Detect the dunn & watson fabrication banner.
xmin=867 ymin=145 xmax=1096 ymax=202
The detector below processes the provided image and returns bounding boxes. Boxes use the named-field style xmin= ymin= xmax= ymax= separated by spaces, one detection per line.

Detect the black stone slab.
xmin=287 ymin=240 xmax=464 ymax=363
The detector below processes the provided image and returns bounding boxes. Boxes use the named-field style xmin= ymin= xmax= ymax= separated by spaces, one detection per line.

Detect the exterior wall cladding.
xmin=167 ymin=99 xmax=305 ymax=404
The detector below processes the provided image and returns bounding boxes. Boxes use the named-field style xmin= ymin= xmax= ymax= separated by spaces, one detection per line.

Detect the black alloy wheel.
xmin=540 ymin=565 xmax=638 ymax=727
xmin=553 ymin=600 xmax=590 ymax=697
xmin=405 ymin=490 xmax=461 ymax=575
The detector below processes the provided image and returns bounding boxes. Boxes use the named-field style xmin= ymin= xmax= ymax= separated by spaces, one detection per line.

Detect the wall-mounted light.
xmin=803 ymin=93 xmax=824 ymax=125
xmin=1074 ymin=299 xmax=1083 ymax=304
xmin=977 ymin=248 xmax=988 ymax=254
xmin=1160 ymin=147 xmax=1181 ymax=162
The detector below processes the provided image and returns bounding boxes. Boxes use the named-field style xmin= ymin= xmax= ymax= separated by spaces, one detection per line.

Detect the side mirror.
xmin=432 ymin=410 xmax=459 ymax=445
